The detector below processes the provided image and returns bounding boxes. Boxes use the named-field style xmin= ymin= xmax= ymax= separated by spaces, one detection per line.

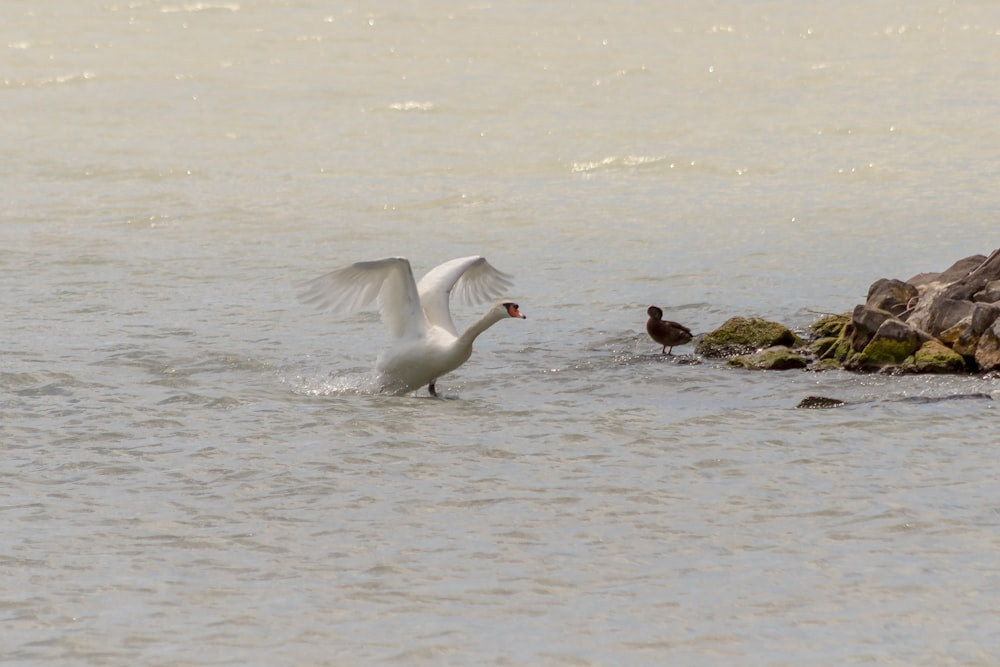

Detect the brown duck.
xmin=646 ymin=305 xmax=693 ymax=355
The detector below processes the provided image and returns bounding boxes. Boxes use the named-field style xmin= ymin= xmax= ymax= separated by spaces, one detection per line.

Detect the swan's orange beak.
xmin=505 ymin=303 xmax=526 ymax=319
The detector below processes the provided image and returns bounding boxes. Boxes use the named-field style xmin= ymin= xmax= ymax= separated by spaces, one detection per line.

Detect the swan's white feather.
xmin=298 ymin=257 xmax=425 ymax=340
xmin=416 ymin=256 xmax=513 ymax=335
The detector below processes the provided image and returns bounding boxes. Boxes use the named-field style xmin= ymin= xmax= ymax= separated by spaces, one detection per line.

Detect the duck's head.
xmin=647 ymin=305 xmax=663 ymax=320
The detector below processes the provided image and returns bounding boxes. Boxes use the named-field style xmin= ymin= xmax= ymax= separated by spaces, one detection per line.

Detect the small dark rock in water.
xmin=796 ymin=396 xmax=846 ymax=409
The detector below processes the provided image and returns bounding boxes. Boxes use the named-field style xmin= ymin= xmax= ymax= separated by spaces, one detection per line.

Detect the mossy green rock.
xmin=808 ymin=336 xmax=841 ymax=358
xmin=697 ymin=317 xmax=801 ymax=358
xmin=809 ymin=314 xmax=854 ymax=365
xmin=850 ymin=336 xmax=921 ymax=370
xmin=809 ymin=314 xmax=850 ymax=339
xmin=726 ymin=346 xmax=808 ymax=370
xmin=909 ymin=340 xmax=967 ymax=373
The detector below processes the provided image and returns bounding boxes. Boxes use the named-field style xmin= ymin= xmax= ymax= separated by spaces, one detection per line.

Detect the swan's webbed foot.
xmin=428 ymin=381 xmax=438 ymax=397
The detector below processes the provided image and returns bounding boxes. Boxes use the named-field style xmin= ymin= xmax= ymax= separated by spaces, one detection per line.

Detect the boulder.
xmin=696 ymin=317 xmax=800 ymax=358
xmin=809 ymin=313 xmax=850 ymax=339
xmin=845 ymin=318 xmax=926 ymax=372
xmin=909 ymin=340 xmax=967 ymax=374
xmin=938 ymin=316 xmax=977 ymax=356
xmin=807 ymin=314 xmax=851 ymax=364
xmin=808 ymin=336 xmax=841 ymax=359
xmin=924 ymin=298 xmax=977 ymax=338
xmin=939 ymin=249 xmax=1000 ymax=302
xmin=904 ymin=283 xmax=948 ymax=333
xmin=973 ymin=280 xmax=1000 ymax=304
xmin=937 ymin=303 xmax=1000 ymax=357
xmin=974 ymin=320 xmax=1000 ymax=372
xmin=906 ymin=254 xmax=986 ymax=291
xmin=866 ymin=278 xmax=918 ymax=317
xmin=848 ymin=304 xmax=896 ymax=352
xmin=726 ymin=346 xmax=809 ymax=370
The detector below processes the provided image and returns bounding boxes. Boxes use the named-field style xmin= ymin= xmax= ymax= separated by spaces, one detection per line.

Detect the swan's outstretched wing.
xmin=298 ymin=257 xmax=426 ymax=340
xmin=416 ymin=256 xmax=514 ymax=334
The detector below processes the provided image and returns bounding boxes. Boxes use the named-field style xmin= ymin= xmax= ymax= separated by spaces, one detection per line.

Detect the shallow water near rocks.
xmin=4 ymin=1 xmax=1000 ymax=665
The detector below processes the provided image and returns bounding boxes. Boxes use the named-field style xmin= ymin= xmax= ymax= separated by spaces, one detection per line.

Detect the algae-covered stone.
xmin=809 ymin=314 xmax=850 ymax=339
xmin=807 ymin=315 xmax=853 ymax=364
xmin=808 ymin=336 xmax=840 ymax=358
xmin=847 ymin=335 xmax=922 ymax=371
xmin=909 ymin=340 xmax=967 ymax=374
xmin=726 ymin=346 xmax=808 ymax=370
xmin=848 ymin=304 xmax=896 ymax=352
xmin=696 ymin=317 xmax=800 ymax=358
xmin=814 ymin=357 xmax=844 ymax=370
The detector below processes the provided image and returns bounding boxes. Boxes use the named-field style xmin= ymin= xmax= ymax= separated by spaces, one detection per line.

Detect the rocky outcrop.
xmin=807 ymin=248 xmax=1000 ymax=374
xmin=686 ymin=249 xmax=1000 ymax=374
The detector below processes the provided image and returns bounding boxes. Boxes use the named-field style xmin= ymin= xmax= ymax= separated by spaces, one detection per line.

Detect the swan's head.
xmin=503 ymin=302 xmax=526 ymax=319
xmin=647 ymin=305 xmax=663 ymax=320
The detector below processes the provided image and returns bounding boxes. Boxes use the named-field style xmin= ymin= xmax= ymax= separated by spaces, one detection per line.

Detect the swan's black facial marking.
xmin=503 ymin=302 xmax=526 ymax=319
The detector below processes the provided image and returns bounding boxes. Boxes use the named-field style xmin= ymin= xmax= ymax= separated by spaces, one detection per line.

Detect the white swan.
xmin=298 ymin=256 xmax=526 ymax=396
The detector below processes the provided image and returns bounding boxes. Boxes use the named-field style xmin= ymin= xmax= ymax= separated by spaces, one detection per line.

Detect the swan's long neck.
xmin=457 ymin=307 xmax=508 ymax=347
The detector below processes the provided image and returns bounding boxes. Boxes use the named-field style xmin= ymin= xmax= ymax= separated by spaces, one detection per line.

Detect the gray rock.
xmin=906 ymin=254 xmax=986 ymax=290
xmin=925 ymin=300 xmax=1000 ymax=351
xmin=924 ymin=298 xmax=977 ymax=338
xmin=939 ymin=249 xmax=1000 ymax=302
xmin=973 ymin=279 xmax=1000 ymax=304
xmin=975 ymin=320 xmax=1000 ymax=372
xmin=848 ymin=304 xmax=896 ymax=352
xmin=866 ymin=278 xmax=919 ymax=317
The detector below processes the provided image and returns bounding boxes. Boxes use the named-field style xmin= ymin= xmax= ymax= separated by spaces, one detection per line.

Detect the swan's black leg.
xmin=428 ymin=381 xmax=437 ymax=397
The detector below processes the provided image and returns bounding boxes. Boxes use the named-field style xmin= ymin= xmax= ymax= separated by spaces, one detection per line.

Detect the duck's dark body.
xmin=646 ymin=305 xmax=693 ymax=355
